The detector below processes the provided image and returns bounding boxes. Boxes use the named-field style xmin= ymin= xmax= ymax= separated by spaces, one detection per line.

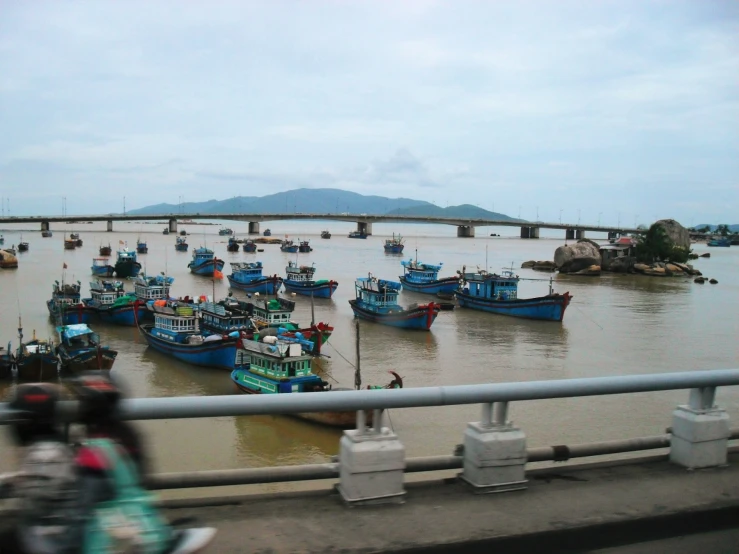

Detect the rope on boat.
xmin=574 ymin=304 xmax=604 ymax=331
xmin=324 ymin=341 xmax=356 ymax=370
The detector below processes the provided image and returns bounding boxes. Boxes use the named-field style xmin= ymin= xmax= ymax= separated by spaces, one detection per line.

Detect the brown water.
xmin=1 ymin=220 xmax=738 ymax=493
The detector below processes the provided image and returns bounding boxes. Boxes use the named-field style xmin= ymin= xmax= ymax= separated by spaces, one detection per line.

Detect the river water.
xmin=1 ymin=220 xmax=737 ymax=495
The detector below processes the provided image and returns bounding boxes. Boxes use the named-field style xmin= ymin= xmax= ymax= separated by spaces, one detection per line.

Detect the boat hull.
xmin=456 ymin=290 xmax=572 ymax=322
xmin=348 ymin=300 xmax=439 ymax=330
xmin=114 ymin=262 xmax=142 ymax=278
xmin=280 ymin=246 xmax=299 ymax=253
xmin=283 ymin=281 xmax=338 ymax=299
xmin=242 ymin=244 xmax=257 ymax=252
xmin=399 ymin=276 xmax=460 ymax=295
xmin=227 ymin=275 xmax=282 ymax=294
xmin=91 ymin=265 xmax=115 ymax=277
xmin=47 ymin=300 xmax=94 ymax=325
xmin=94 ymin=304 xmax=148 ymax=326
xmin=189 ymin=258 xmax=225 ymax=276
xmin=15 ymin=357 xmax=59 ymax=382
xmin=384 ymin=245 xmax=404 ymax=254
xmin=58 ymin=348 xmax=118 ymax=372
xmin=140 ymin=325 xmax=238 ymax=369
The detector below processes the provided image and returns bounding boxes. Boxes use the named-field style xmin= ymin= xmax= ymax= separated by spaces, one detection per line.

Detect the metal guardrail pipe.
xmin=1 ymin=369 xmax=738 ymax=423
xmin=144 ymin=429 xmax=739 ymax=490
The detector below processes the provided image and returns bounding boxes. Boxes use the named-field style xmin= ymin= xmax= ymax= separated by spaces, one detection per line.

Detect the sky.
xmin=0 ymin=0 xmax=737 ymax=226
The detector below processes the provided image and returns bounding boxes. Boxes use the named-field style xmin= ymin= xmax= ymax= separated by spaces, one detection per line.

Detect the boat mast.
xmin=354 ymin=318 xmax=361 ymax=390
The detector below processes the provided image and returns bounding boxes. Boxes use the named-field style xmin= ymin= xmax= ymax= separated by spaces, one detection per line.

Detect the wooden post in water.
xmin=310 ymin=291 xmax=315 ymax=327
xmin=354 ymin=319 xmax=361 ymax=390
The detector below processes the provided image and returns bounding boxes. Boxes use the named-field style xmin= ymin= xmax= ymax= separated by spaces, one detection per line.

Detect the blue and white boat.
xmin=139 ymin=302 xmax=239 ymax=370
xmin=707 ymin=238 xmax=730 ymax=247
xmin=85 ymin=280 xmax=144 ymax=326
xmin=349 ymin=276 xmax=440 ymax=330
xmin=242 ymin=239 xmax=257 ymax=253
xmin=56 ymin=323 xmax=117 ymax=372
xmin=175 ymin=236 xmax=188 ymax=252
xmin=113 ymin=248 xmax=142 ymax=278
xmin=280 ymin=239 xmax=299 ymax=253
xmin=47 ymin=280 xmax=93 ymax=325
xmin=187 ymin=246 xmax=224 ymax=276
xmin=456 ymin=269 xmax=572 ymax=322
xmin=133 ymin=273 xmax=174 ymax=303
xmin=227 ymin=262 xmax=282 ymax=294
xmin=399 ymin=258 xmax=460 ymax=295
xmin=348 ymin=231 xmax=367 ymax=239
xmin=91 ymin=257 xmax=115 ymax=277
xmin=282 ymin=261 xmax=338 ymax=299
xmin=226 ymin=237 xmax=240 ymax=252
xmin=200 ymin=299 xmax=255 ymax=336
xmin=136 ymin=238 xmax=148 ymax=254
xmin=383 ymin=233 xmax=405 ymax=254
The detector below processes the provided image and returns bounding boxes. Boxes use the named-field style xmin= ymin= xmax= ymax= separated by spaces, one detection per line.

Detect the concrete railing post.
xmin=670 ymin=386 xmax=730 ymax=469
xmin=338 ymin=409 xmax=406 ymax=505
xmin=461 ymin=402 xmax=527 ymax=493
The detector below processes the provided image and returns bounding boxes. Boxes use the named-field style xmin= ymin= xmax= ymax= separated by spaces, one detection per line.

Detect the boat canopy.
xmin=56 ymin=323 xmax=93 ymax=338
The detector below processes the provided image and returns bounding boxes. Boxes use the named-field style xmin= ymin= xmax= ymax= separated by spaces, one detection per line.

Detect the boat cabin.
xmin=116 ymin=249 xmax=137 ymax=262
xmin=133 ymin=274 xmax=173 ymax=302
xmin=201 ymin=301 xmax=253 ymax=333
xmin=230 ymin=262 xmax=265 ymax=281
xmin=462 ymin=270 xmax=519 ymax=301
xmin=239 ymin=340 xmax=315 ymax=393
xmin=150 ymin=307 xmax=199 ymax=342
xmin=354 ymin=277 xmax=401 ymax=308
xmin=89 ymin=280 xmax=126 ymax=306
xmin=251 ymin=297 xmax=296 ymax=328
xmin=401 ymin=259 xmax=443 ymax=283
xmin=285 ymin=261 xmax=316 ymax=282
xmin=57 ymin=323 xmax=99 ymax=348
xmin=191 ymin=247 xmax=215 ymax=262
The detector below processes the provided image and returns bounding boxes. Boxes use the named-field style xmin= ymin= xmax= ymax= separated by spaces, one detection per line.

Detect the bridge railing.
xmin=1 ymin=369 xmax=737 ymax=503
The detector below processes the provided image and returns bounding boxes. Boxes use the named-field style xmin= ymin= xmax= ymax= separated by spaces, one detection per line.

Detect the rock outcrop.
xmin=554 ymin=239 xmax=602 ymax=274
xmin=522 ymin=260 xmax=557 ymax=272
xmin=654 ymin=219 xmax=691 ymax=251
xmin=602 ymin=256 xmax=636 ymax=273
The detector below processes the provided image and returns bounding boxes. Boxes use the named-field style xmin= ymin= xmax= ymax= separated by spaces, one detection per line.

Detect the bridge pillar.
xmin=670 ymin=387 xmax=730 ymax=469
xmin=565 ymin=229 xmax=575 ymax=240
xmin=106 ymin=220 xmax=113 ymax=232
xmin=608 ymin=231 xmax=619 ymax=240
xmin=357 ymin=221 xmax=372 ymax=236
xmin=575 ymin=229 xmax=585 ymax=240
xmin=338 ymin=410 xmax=406 ymax=505
xmin=461 ymin=402 xmax=527 ymax=493
xmin=248 ymin=221 xmax=260 ymax=235
xmin=41 ymin=220 xmax=50 ymax=232
xmin=520 ymin=226 xmax=540 ymax=239
xmin=457 ymin=225 xmax=475 ymax=238
xmin=169 ymin=219 xmax=178 ymax=233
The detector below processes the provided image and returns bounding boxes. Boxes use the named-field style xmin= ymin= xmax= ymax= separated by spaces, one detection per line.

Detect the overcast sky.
xmin=0 ymin=0 xmax=737 ymax=226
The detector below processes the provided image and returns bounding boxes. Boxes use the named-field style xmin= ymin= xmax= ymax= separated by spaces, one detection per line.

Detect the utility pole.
xmin=123 ymin=196 xmax=126 ymax=215
xmin=559 ymin=209 xmax=563 ymax=224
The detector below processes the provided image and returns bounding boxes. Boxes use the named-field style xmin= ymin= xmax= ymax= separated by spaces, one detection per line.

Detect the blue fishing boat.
xmin=226 ymin=237 xmax=240 ymax=252
xmin=263 ymin=229 xmax=272 ymax=237
xmin=280 ymin=239 xmax=299 ymax=253
xmin=55 ymin=323 xmax=117 ymax=372
xmin=113 ymin=248 xmax=142 ymax=278
xmin=41 ymin=230 xmax=52 ymax=238
xmin=219 ymin=227 xmax=234 ymax=236
xmin=133 ymin=273 xmax=174 ymax=304
xmin=8 ymin=322 xmax=59 ymax=382
xmin=85 ymin=280 xmax=144 ymax=326
xmin=349 ymin=276 xmax=440 ymax=330
xmin=231 ymin=335 xmax=402 ymax=427
xmin=456 ymin=269 xmax=572 ymax=322
xmin=227 ymin=262 xmax=282 ymax=294
xmin=383 ymin=233 xmax=405 ymax=254
xmin=283 ymin=261 xmax=338 ymax=299
xmin=242 ymin=239 xmax=257 ymax=253
xmin=200 ymin=299 xmax=255 ymax=336
xmin=399 ymin=257 xmax=460 ymax=295
xmin=91 ymin=257 xmax=115 ymax=277
xmin=348 ymin=231 xmax=367 ymax=239
xmin=47 ymin=280 xmax=94 ymax=325
xmin=707 ymin=238 xmax=730 ymax=247
xmin=188 ymin=246 xmax=224 ymax=276
xmin=136 ymin=238 xmax=148 ymax=254
xmin=175 ymin=236 xmax=189 ymax=252
xmin=139 ymin=301 xmax=239 ymax=370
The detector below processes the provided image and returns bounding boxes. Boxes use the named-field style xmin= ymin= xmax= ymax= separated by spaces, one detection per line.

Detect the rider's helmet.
xmin=69 ymin=372 xmax=122 ymax=424
xmin=7 ymin=383 xmax=63 ymax=446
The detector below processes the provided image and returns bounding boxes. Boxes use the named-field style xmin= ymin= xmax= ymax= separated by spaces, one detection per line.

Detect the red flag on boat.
xmin=213 ymin=269 xmax=223 ymax=280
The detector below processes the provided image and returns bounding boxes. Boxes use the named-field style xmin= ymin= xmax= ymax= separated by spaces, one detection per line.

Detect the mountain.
xmin=128 ymin=188 xmax=519 ymax=220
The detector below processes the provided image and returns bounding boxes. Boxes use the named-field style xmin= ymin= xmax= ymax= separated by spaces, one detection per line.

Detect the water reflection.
xmin=142 ymin=348 xmax=232 ymax=397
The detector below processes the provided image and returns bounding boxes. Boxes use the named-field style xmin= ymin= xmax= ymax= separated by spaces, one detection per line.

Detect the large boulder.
xmin=654 ymin=219 xmax=690 ymax=251
xmin=603 ymin=256 xmax=635 ymax=273
xmin=554 ymin=239 xmax=602 ymax=274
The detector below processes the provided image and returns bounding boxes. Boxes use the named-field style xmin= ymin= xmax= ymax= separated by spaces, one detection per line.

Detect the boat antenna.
xmin=486 ymin=244 xmax=488 ymax=272
xmin=354 ymin=318 xmax=361 ymax=390
xmin=310 ymin=290 xmax=315 ymax=327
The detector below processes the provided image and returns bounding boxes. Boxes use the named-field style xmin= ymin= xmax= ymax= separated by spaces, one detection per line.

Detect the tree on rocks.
xmin=635 ymin=222 xmax=691 ymax=264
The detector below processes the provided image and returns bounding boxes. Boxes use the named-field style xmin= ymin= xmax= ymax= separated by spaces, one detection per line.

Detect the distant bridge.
xmin=0 ymin=213 xmax=638 ymax=239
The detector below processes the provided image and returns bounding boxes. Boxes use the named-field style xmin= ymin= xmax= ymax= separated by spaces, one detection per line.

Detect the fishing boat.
xmin=263 ymin=229 xmax=272 ymax=237
xmin=56 ymin=323 xmax=117 ymax=372
xmin=227 ymin=262 xmax=282 ymax=294
xmin=219 ymin=228 xmax=234 ymax=236
xmin=47 ymin=280 xmax=93 ymax=325
xmin=64 ymin=236 xmax=77 ymax=250
xmin=349 ymin=275 xmax=440 ymax=330
xmin=283 ymin=261 xmax=338 ymax=299
xmin=298 ymin=240 xmax=312 ymax=253
xmin=707 ymin=238 xmax=731 ymax=247
xmin=0 ymin=235 xmax=3 ymax=244
xmin=226 ymin=237 xmax=240 ymax=252
xmin=41 ymin=230 xmax=53 ymax=238
xmin=162 ymin=227 xmax=170 ymax=235
xmin=200 ymin=299 xmax=255 ymax=336
xmin=399 ymin=257 xmax=460 ymax=295
xmin=70 ymin=233 xmax=83 ymax=247
xmin=91 ymin=257 xmax=115 ymax=277
xmin=180 ymin=230 xmax=187 ymax=236
xmin=0 ymin=250 xmax=18 ymax=269
xmin=348 ymin=231 xmax=368 ymax=239
xmin=230 ymin=335 xmax=402 ymax=428
xmin=242 ymin=239 xmax=257 ymax=253
xmin=188 ymin=246 xmax=224 ymax=276
xmin=17 ymin=240 xmax=29 ymax=252
xmin=11 ymin=323 xmax=59 ymax=382
xmin=133 ymin=273 xmax=174 ymax=306
xmin=383 ymin=233 xmax=404 ymax=254
xmin=280 ymin=239 xmax=299 ymax=253
xmin=85 ymin=280 xmax=144 ymax=326
xmin=175 ymin=236 xmax=189 ymax=252
xmin=321 ymin=230 xmax=331 ymax=239
xmin=113 ymin=248 xmax=142 ymax=278
xmin=138 ymin=301 xmax=239 ymax=370
xmin=456 ymin=269 xmax=572 ymax=322
xmin=136 ymin=238 xmax=148 ymax=254
xmin=99 ymin=243 xmax=112 ymax=256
